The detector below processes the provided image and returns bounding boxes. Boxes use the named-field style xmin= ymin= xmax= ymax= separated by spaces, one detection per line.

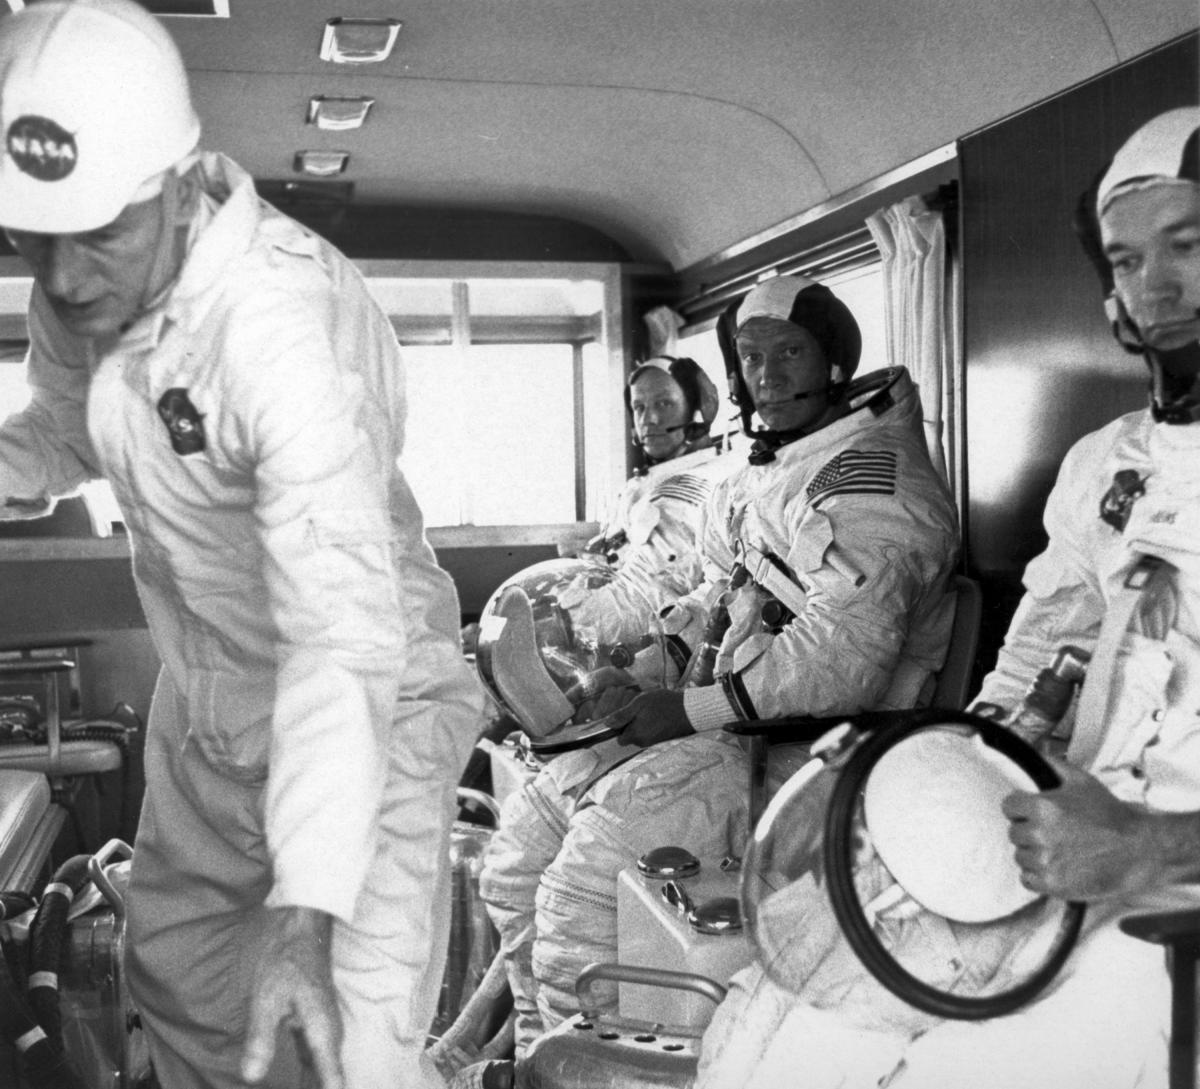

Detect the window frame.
xmin=0 ymin=257 xmax=629 ymax=557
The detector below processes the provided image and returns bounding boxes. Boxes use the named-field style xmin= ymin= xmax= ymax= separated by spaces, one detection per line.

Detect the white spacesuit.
xmin=698 ymin=105 xmax=1200 ymax=1089
xmin=483 ymin=276 xmax=958 ymax=1051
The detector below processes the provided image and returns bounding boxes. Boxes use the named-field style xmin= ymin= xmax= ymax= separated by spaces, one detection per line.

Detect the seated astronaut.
xmin=562 ymin=354 xmax=733 ymax=642
xmin=471 ymin=354 xmax=733 ymax=1055
xmin=479 ymin=273 xmax=959 ymax=1055
xmin=697 ymin=106 xmax=1200 ymax=1089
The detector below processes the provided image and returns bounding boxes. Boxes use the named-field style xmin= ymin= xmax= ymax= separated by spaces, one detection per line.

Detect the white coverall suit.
xmin=0 ymin=153 xmax=484 ymax=1089
xmin=483 ymin=367 xmax=958 ymax=1042
xmin=700 ymin=405 xmax=1198 ymax=1089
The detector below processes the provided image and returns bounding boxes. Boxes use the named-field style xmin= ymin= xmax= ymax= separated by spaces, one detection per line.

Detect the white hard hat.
xmin=0 ymin=0 xmax=201 ymax=233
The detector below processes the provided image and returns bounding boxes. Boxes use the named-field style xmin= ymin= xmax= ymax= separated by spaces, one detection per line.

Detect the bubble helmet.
xmin=475 ymin=558 xmax=688 ymax=754
xmin=741 ymin=709 xmax=1086 ymax=1022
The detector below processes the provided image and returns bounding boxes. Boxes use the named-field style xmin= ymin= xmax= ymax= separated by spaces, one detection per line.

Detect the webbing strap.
xmin=1067 ymin=554 xmax=1166 ymax=770
xmin=738 ymin=542 xmax=810 ymax=618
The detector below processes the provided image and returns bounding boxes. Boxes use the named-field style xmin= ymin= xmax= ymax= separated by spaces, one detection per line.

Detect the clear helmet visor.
xmin=475 ymin=558 xmax=684 ymax=750
xmin=741 ymin=712 xmax=1086 ymax=1021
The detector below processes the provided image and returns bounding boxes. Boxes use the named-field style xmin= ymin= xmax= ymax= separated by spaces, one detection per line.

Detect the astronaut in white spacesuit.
xmin=482 ymin=274 xmax=959 ymax=1051
xmin=698 ymin=106 xmax=1200 ymax=1089
xmin=475 ymin=355 xmax=731 ymax=1055
xmin=563 ymin=355 xmax=732 ymax=642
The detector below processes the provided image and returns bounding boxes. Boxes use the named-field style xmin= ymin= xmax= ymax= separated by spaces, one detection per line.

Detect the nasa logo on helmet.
xmin=6 ymin=115 xmax=76 ymax=182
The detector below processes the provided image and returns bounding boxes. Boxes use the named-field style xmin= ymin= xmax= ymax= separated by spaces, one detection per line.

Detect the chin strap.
xmin=1106 ymin=295 xmax=1200 ymax=425
xmin=1149 ymin=342 xmax=1200 ymax=424
xmin=747 ymin=427 xmax=811 ymax=465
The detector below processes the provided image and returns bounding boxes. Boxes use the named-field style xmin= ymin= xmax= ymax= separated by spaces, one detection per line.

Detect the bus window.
xmin=378 ymin=267 xmax=625 ymax=530
xmin=402 ymin=341 xmax=598 ymax=526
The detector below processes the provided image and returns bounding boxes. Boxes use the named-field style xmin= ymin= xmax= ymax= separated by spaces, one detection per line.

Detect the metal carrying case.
xmin=616 ymin=848 xmax=750 ymax=1030
xmin=518 ymin=963 xmax=725 ymax=1089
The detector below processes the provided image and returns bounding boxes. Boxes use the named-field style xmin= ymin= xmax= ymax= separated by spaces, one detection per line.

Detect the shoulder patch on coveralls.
xmin=1098 ymin=468 xmax=1145 ymax=532
xmin=157 ymin=388 xmax=206 ymax=456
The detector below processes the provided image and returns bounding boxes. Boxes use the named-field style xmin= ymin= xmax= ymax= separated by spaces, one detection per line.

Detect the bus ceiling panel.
xmin=193 ymin=73 xmax=826 ymax=269
xmin=150 ymin=1 xmax=1200 ymax=268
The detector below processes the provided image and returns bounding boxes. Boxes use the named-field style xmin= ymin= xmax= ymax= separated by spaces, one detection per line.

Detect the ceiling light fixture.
xmin=306 ymin=95 xmax=376 ymax=131
xmin=319 ymin=17 xmax=402 ymax=64
xmin=293 ymin=150 xmax=350 ymax=178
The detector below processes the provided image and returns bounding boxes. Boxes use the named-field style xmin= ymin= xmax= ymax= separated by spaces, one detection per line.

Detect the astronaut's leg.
xmin=892 ymin=916 xmax=1170 ymax=1089
xmin=531 ymin=733 xmax=751 ymax=1029
xmin=697 ymin=963 xmax=908 ymax=1089
xmin=479 ymin=758 xmax=578 ymax=1056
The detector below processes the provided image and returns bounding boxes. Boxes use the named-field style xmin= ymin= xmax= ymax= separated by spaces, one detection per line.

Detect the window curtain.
xmin=865 ymin=196 xmax=960 ymax=508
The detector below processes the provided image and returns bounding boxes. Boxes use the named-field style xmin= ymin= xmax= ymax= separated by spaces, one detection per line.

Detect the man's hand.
xmin=609 ymin=688 xmax=695 ymax=748
xmin=241 ymin=906 xmax=344 ymax=1089
xmin=1001 ymin=758 xmax=1159 ymax=901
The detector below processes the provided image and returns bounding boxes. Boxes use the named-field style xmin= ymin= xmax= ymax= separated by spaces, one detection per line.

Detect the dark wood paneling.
xmin=960 ymin=32 xmax=1199 ymax=677
xmin=438 ymin=544 xmax=558 ymax=621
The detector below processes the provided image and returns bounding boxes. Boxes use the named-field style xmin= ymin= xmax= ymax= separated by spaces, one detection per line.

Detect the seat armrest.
xmin=1120 ymin=908 xmax=1200 ymax=950
xmin=722 ymin=708 xmax=916 ymax=744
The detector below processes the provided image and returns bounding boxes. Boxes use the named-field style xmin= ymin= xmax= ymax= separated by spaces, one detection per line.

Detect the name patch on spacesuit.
xmin=157 ymin=388 xmax=206 ymax=456
xmin=1099 ymin=469 xmax=1145 ymax=532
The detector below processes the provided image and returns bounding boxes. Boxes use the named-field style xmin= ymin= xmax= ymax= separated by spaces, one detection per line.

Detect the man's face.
xmin=735 ymin=316 xmax=830 ymax=432
xmin=1101 ymin=183 xmax=1200 ymax=353
xmin=630 ymin=368 xmax=691 ymax=461
xmin=6 ymin=195 xmax=167 ymax=340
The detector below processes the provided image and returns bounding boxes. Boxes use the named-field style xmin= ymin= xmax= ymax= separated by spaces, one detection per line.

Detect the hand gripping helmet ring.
xmin=0 ymin=0 xmax=202 ymax=233
xmin=624 ymin=356 xmax=721 ymax=445
xmin=742 ymin=709 xmax=1085 ymax=1022
xmin=716 ymin=275 xmax=862 ymax=437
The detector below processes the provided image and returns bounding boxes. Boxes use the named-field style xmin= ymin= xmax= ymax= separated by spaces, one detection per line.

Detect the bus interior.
xmin=0 ymin=0 xmax=1195 ymax=1084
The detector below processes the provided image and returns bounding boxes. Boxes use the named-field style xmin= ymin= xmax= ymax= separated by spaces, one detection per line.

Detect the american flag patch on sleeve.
xmin=651 ymin=473 xmax=713 ymax=508
xmin=806 ymin=450 xmax=897 ymax=507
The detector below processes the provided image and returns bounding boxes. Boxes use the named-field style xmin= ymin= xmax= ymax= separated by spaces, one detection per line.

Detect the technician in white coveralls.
xmin=0 ymin=2 xmax=482 ymax=1087
xmin=698 ymin=106 xmax=1200 ymax=1089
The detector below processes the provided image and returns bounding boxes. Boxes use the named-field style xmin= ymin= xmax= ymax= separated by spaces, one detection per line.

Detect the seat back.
xmin=930 ymin=574 xmax=983 ymax=711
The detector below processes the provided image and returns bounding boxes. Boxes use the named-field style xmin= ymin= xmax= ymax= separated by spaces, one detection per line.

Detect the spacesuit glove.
xmin=612 ymin=688 xmax=695 ymax=748
xmin=242 ymin=906 xmax=344 ymax=1089
xmin=566 ymin=665 xmax=640 ymax=722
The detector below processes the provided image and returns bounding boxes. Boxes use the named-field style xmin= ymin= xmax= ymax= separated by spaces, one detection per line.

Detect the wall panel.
xmin=960 ymin=32 xmax=1198 ymax=674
